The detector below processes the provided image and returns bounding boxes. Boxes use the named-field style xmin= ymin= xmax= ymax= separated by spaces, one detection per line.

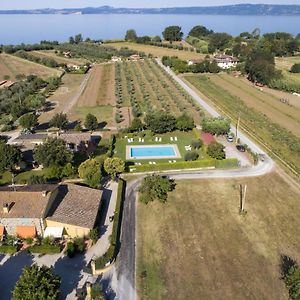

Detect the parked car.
xmin=226 ymin=134 xmax=234 ymax=143
xmin=236 ymin=144 xmax=246 ymax=152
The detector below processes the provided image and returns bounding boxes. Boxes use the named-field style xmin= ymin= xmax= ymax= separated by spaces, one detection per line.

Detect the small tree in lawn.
xmin=0 ymin=141 xmax=22 ymax=172
xmin=207 ymin=142 xmax=225 ymax=160
xmin=104 ymin=157 xmax=125 ymax=180
xmin=12 ymin=264 xmax=61 ymax=300
xmin=78 ymin=158 xmax=103 ymax=188
xmin=19 ymin=113 xmax=38 ymax=130
xmin=50 ymin=113 xmax=68 ymax=130
xmin=176 ymin=114 xmax=195 ymax=131
xmin=139 ymin=174 xmax=176 ymax=204
xmin=84 ymin=113 xmax=98 ymax=131
xmin=33 ymin=138 xmax=73 ymax=167
xmin=191 ymin=139 xmax=203 ymax=150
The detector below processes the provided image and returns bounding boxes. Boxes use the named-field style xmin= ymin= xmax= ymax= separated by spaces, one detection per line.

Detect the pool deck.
xmin=126 ymin=144 xmax=181 ymax=160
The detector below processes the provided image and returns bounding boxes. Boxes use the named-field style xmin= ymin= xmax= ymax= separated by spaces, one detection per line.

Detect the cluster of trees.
xmin=1 ymin=43 xmax=54 ymax=54
xmin=201 ymin=117 xmax=231 ymax=136
xmin=14 ymin=50 xmax=59 ymax=68
xmin=130 ymin=112 xmax=195 ymax=134
xmin=162 ymin=56 xmax=220 ymax=74
xmin=0 ymin=141 xmax=22 ymax=172
xmin=57 ymin=42 xmax=144 ymax=61
xmin=0 ymin=75 xmax=60 ymax=127
xmin=139 ymin=174 xmax=176 ymax=204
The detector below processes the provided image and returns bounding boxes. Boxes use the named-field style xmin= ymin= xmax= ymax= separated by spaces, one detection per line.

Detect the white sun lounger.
xmin=174 ymin=137 xmax=178 ymax=141
xmin=170 ymin=137 xmax=174 ymax=141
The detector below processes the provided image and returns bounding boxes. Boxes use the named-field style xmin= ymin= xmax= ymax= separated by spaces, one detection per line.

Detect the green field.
xmin=184 ymin=74 xmax=300 ymax=176
xmin=137 ymin=172 xmax=300 ymax=299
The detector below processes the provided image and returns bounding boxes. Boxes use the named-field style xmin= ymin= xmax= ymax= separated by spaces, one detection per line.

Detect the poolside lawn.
xmin=114 ymin=130 xmax=208 ymax=163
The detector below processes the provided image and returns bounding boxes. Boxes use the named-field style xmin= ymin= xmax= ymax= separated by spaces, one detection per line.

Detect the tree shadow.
xmin=53 ymin=254 xmax=86 ymax=300
xmin=98 ymin=121 xmax=107 ymax=129
xmin=280 ymin=254 xmax=297 ymax=279
xmin=36 ymin=122 xmax=50 ymax=130
xmin=97 ymin=275 xmax=117 ymax=300
xmin=0 ymin=251 xmax=34 ymax=299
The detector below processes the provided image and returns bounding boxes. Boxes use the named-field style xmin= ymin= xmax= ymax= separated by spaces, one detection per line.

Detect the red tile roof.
xmin=16 ymin=226 xmax=36 ymax=238
xmin=201 ymin=133 xmax=215 ymax=145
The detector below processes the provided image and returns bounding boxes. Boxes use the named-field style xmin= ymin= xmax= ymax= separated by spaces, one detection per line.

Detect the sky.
xmin=0 ymin=0 xmax=300 ymax=10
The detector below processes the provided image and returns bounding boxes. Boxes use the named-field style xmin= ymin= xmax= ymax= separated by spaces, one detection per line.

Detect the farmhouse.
xmin=12 ymin=132 xmax=98 ymax=163
xmin=214 ymin=54 xmax=239 ymax=69
xmin=0 ymin=184 xmax=102 ymax=239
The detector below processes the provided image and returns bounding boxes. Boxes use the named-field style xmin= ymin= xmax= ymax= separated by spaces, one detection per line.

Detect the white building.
xmin=214 ymin=55 xmax=239 ymax=69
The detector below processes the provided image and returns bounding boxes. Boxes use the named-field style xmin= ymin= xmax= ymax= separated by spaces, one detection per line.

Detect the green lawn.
xmin=114 ymin=130 xmax=208 ymax=164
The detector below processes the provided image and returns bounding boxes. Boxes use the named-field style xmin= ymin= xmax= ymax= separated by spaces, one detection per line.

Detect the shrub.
xmin=89 ymin=228 xmax=99 ymax=245
xmin=290 ymin=63 xmax=300 ymax=73
xmin=191 ymin=139 xmax=203 ymax=149
xmin=207 ymin=142 xmax=226 ymax=160
xmin=28 ymin=175 xmax=47 ymax=185
xmin=66 ymin=242 xmax=76 ymax=258
xmin=28 ymin=244 xmax=61 ymax=254
xmin=0 ymin=245 xmax=18 ymax=254
xmin=184 ymin=151 xmax=199 ymax=161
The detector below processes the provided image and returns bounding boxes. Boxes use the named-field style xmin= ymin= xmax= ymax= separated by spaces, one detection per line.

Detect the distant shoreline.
xmin=0 ymin=4 xmax=300 ymax=16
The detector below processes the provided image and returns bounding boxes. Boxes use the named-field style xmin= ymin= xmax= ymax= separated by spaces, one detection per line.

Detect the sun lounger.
xmin=153 ymin=162 xmax=156 ymax=165
xmin=159 ymin=138 xmax=162 ymax=142
xmin=170 ymin=137 xmax=173 ymax=141
xmin=169 ymin=160 xmax=172 ymax=163
xmin=174 ymin=137 xmax=178 ymax=141
xmin=173 ymin=160 xmax=177 ymax=163
xmin=155 ymin=137 xmax=158 ymax=142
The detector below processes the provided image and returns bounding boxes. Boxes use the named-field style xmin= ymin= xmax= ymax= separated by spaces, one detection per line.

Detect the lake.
xmin=0 ymin=14 xmax=299 ymax=44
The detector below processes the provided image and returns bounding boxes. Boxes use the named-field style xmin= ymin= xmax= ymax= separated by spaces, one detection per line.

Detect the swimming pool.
xmin=127 ymin=145 xmax=181 ymax=160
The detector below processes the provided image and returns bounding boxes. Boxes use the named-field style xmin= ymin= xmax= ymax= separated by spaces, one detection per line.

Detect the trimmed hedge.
xmin=28 ymin=244 xmax=61 ymax=254
xmin=129 ymin=158 xmax=238 ymax=173
xmin=95 ymin=179 xmax=125 ymax=270
xmin=0 ymin=245 xmax=18 ymax=254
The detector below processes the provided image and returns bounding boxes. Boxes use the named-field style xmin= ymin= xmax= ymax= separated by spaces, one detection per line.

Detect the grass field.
xmin=71 ymin=63 xmax=116 ymax=126
xmin=31 ymin=50 xmax=89 ymax=65
xmin=0 ymin=53 xmax=62 ymax=80
xmin=106 ymin=42 xmax=205 ymax=61
xmin=137 ymin=172 xmax=300 ymax=300
xmin=116 ymin=59 xmax=203 ymax=125
xmin=203 ymin=73 xmax=300 ymax=137
xmin=184 ymin=74 xmax=300 ymax=176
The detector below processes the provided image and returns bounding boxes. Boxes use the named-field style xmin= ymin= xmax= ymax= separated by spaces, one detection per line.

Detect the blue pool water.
xmin=131 ymin=146 xmax=176 ymax=158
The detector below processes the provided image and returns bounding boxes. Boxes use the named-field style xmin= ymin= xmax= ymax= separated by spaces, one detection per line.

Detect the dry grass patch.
xmin=0 ymin=53 xmax=62 ymax=80
xmin=106 ymin=42 xmax=205 ymax=61
xmin=137 ymin=172 xmax=300 ymax=300
xmin=31 ymin=50 xmax=89 ymax=65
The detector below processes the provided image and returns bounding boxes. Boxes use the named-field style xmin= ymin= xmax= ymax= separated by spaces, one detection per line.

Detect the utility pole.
xmin=240 ymin=184 xmax=247 ymax=213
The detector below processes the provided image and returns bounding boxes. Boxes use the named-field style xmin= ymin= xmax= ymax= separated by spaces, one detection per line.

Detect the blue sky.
xmin=1 ymin=0 xmax=300 ymax=9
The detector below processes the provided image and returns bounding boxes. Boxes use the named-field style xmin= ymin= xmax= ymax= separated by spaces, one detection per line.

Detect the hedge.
xmin=129 ymin=158 xmax=238 ymax=173
xmin=192 ymin=127 xmax=201 ymax=139
xmin=0 ymin=245 xmax=18 ymax=254
xmin=95 ymin=179 xmax=125 ymax=270
xmin=28 ymin=244 xmax=61 ymax=254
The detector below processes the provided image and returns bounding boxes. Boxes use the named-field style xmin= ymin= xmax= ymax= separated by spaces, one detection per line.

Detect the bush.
xmin=28 ymin=244 xmax=61 ymax=254
xmin=89 ymin=228 xmax=99 ymax=245
xmin=191 ymin=139 xmax=203 ymax=149
xmin=0 ymin=245 xmax=18 ymax=254
xmin=28 ymin=175 xmax=47 ymax=185
xmin=290 ymin=63 xmax=300 ymax=73
xmin=66 ymin=242 xmax=76 ymax=258
xmin=207 ymin=142 xmax=226 ymax=160
xmin=184 ymin=151 xmax=199 ymax=161
xmin=66 ymin=238 xmax=85 ymax=258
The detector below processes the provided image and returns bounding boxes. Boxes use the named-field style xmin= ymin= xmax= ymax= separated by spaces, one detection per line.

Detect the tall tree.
xmin=188 ymin=25 xmax=213 ymax=38
xmin=176 ymin=114 xmax=195 ymax=131
xmin=209 ymin=32 xmax=232 ymax=52
xmin=139 ymin=174 xmax=176 ymax=204
xmin=12 ymin=264 xmax=61 ymax=300
xmin=125 ymin=29 xmax=138 ymax=42
xmin=78 ymin=158 xmax=103 ymax=188
xmin=162 ymin=26 xmax=183 ymax=42
xmin=145 ymin=111 xmax=176 ymax=134
xmin=104 ymin=157 xmax=125 ymax=180
xmin=74 ymin=34 xmax=83 ymax=44
xmin=34 ymin=138 xmax=73 ymax=167
xmin=84 ymin=113 xmax=98 ymax=131
xmin=50 ymin=113 xmax=68 ymax=130
xmin=207 ymin=142 xmax=226 ymax=160
xmin=19 ymin=113 xmax=38 ymax=129
xmin=0 ymin=141 xmax=22 ymax=172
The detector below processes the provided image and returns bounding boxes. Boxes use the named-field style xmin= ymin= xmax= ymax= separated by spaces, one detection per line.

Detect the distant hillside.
xmin=0 ymin=4 xmax=300 ymax=16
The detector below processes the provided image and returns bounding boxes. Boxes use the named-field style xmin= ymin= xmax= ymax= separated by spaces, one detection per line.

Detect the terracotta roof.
xmin=0 ymin=225 xmax=4 ymax=236
xmin=0 ymin=185 xmax=58 ymax=219
xmin=47 ymin=184 xmax=102 ymax=229
xmin=201 ymin=132 xmax=215 ymax=145
xmin=16 ymin=226 xmax=36 ymax=238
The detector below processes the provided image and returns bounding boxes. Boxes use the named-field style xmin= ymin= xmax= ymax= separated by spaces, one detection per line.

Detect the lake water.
xmin=0 ymin=14 xmax=299 ymax=44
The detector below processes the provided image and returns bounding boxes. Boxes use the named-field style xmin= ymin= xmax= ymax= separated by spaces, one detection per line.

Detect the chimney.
xmin=42 ymin=191 xmax=48 ymax=197
xmin=3 ymin=203 xmax=10 ymax=213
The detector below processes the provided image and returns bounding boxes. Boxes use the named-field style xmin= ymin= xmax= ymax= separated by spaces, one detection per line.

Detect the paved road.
xmin=114 ymin=60 xmax=276 ymax=300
